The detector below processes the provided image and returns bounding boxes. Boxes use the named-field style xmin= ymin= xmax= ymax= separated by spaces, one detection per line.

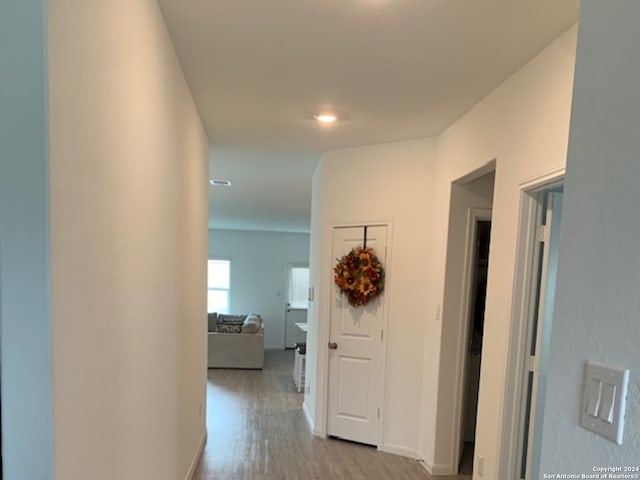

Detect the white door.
xmin=327 ymin=225 xmax=387 ymax=446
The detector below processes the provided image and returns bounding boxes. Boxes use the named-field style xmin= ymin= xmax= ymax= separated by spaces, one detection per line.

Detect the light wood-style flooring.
xmin=192 ymin=350 xmax=472 ymax=480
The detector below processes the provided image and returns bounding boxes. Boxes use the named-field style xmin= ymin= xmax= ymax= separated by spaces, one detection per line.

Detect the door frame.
xmin=322 ymin=221 xmax=392 ymax=450
xmin=284 ymin=262 xmax=309 ymax=348
xmin=499 ymin=166 xmax=565 ymax=478
xmin=451 ymin=207 xmax=492 ymax=470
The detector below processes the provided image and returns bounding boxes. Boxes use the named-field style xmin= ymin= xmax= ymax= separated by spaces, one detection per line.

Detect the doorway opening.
xmin=285 ymin=263 xmax=309 ymax=349
xmin=459 ymin=217 xmax=491 ymax=474
xmin=500 ymin=171 xmax=564 ymax=480
xmin=437 ymin=162 xmax=495 ymax=476
xmin=516 ymin=185 xmax=563 ymax=479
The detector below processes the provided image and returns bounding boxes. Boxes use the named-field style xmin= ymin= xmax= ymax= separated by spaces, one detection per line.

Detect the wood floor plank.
xmin=192 ymin=350 xmax=471 ymax=480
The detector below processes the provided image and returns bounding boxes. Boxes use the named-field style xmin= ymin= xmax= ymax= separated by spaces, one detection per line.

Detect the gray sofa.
xmin=207 ymin=313 xmax=265 ymax=369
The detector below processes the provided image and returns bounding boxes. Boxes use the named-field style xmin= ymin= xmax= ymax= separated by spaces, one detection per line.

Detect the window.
xmin=208 ymin=259 xmax=230 ymax=313
xmin=288 ymin=264 xmax=310 ymax=309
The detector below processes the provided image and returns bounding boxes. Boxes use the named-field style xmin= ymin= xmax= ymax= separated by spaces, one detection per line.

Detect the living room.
xmin=207 ymin=229 xmax=310 ymax=350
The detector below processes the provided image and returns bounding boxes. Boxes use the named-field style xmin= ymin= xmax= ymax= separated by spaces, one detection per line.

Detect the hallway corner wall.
xmin=48 ymin=1 xmax=209 ymax=478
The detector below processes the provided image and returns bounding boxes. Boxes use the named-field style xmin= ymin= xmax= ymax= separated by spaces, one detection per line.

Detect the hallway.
xmin=193 ymin=350 xmax=470 ymax=480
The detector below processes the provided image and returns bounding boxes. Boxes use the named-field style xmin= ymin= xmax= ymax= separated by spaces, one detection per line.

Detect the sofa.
xmin=207 ymin=313 xmax=265 ymax=369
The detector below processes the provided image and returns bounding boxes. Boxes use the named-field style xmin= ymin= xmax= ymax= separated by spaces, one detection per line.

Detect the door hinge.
xmin=377 ymin=408 xmax=381 ymax=419
xmin=380 ymin=329 xmax=384 ymax=342
xmin=537 ymin=225 xmax=548 ymax=243
xmin=528 ymin=355 xmax=539 ymax=373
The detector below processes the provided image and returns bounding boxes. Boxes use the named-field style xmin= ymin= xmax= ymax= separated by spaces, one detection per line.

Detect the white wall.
xmin=208 ymin=229 xmax=310 ymax=349
xmin=305 ymin=138 xmax=438 ymax=457
xmin=0 ymin=1 xmax=54 ymax=478
xmin=540 ymin=1 xmax=640 ymax=472
xmin=304 ymin=163 xmax=325 ymax=432
xmin=48 ymin=1 xmax=209 ymax=479
xmin=418 ymin=25 xmax=578 ymax=476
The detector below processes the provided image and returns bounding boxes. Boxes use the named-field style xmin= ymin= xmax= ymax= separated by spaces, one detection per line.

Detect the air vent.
xmin=209 ymin=179 xmax=232 ymax=187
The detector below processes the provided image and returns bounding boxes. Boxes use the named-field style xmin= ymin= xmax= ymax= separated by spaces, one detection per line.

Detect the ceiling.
xmin=208 ymin=148 xmax=321 ymax=232
xmin=157 ymin=0 xmax=580 ymax=232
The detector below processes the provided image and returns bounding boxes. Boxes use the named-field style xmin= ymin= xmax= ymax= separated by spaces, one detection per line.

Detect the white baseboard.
xmin=302 ymin=401 xmax=315 ymax=432
xmin=302 ymin=401 xmax=326 ymax=437
xmin=418 ymin=457 xmax=455 ymax=476
xmin=378 ymin=443 xmax=417 ymax=459
xmin=185 ymin=429 xmax=207 ymax=480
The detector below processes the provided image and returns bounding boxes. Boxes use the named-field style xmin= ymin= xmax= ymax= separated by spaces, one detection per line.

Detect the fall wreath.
xmin=333 ymin=246 xmax=385 ymax=307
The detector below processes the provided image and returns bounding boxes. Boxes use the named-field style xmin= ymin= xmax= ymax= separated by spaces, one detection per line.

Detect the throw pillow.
xmin=241 ymin=315 xmax=261 ymax=334
xmin=217 ymin=314 xmax=246 ymax=325
xmin=216 ymin=324 xmax=242 ymax=334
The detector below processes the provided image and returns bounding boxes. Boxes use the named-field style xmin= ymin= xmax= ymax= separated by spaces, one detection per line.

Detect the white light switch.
xmin=586 ymin=379 xmax=603 ymax=417
xmin=580 ymin=361 xmax=629 ymax=445
xmin=599 ymin=383 xmax=616 ymax=424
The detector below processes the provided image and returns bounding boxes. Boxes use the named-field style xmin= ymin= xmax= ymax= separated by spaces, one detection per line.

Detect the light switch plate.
xmin=580 ymin=361 xmax=629 ymax=444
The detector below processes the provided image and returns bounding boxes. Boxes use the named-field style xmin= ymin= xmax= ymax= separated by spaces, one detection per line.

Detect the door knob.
xmin=328 ymin=342 xmax=338 ymax=350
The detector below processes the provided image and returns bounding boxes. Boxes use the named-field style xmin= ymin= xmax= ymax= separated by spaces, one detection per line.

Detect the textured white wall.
xmin=208 ymin=229 xmax=310 ymax=349
xmin=306 ymin=138 xmax=438 ymax=457
xmin=0 ymin=1 xmax=54 ymax=478
xmin=48 ymin=1 xmax=209 ymax=479
xmin=540 ymin=1 xmax=640 ymax=473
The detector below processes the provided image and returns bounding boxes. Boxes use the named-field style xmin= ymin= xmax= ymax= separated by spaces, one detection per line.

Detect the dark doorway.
xmin=460 ymin=219 xmax=491 ymax=474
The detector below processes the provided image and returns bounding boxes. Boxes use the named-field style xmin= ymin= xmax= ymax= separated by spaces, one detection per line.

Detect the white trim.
xmin=331 ymin=220 xmax=390 ymax=230
xmin=455 ymin=158 xmax=497 ymax=184
xmin=315 ymin=226 xmax=333 ymax=441
xmin=523 ymin=192 xmax=556 ymax=480
xmin=378 ymin=443 xmax=417 ymax=459
xmin=499 ymin=169 xmax=565 ymax=479
xmin=500 ymin=190 xmax=539 ymax=480
xmin=185 ymin=429 xmax=207 ymax=480
xmin=377 ymin=222 xmax=393 ymax=449
xmin=419 ymin=458 xmax=455 ymax=476
xmin=518 ymin=164 xmax=565 ymax=190
xmin=302 ymin=401 xmax=316 ymax=434
xmin=450 ymin=208 xmax=492 ymax=471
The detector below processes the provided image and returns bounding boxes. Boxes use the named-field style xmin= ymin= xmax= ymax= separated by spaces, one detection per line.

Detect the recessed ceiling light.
xmin=210 ymin=179 xmax=232 ymax=187
xmin=313 ymin=113 xmax=338 ymax=124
